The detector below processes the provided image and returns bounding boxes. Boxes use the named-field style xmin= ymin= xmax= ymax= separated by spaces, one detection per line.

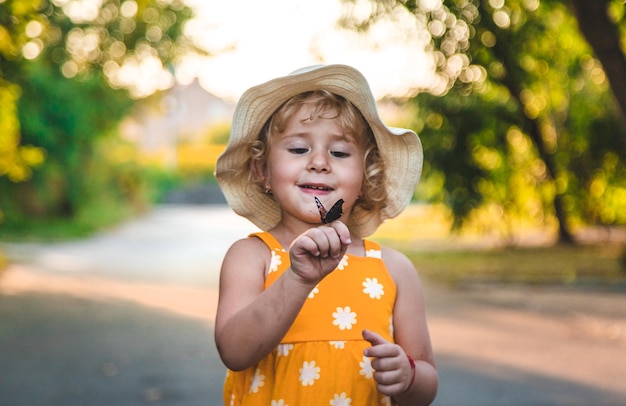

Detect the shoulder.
xmin=379 ymin=245 xmax=425 ymax=295
xmin=222 ymin=235 xmax=272 ymax=273
xmin=227 ymin=234 xmax=270 ymax=254
xmin=380 ymin=245 xmax=417 ymax=278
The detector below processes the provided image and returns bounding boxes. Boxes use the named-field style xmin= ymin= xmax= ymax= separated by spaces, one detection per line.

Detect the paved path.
xmin=1 ymin=205 xmax=626 ymax=405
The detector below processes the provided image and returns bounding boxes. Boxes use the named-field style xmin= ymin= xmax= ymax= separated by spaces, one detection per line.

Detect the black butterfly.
xmin=315 ymin=196 xmax=344 ymax=224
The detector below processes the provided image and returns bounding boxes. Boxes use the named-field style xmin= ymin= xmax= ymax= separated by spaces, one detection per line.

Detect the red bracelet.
xmin=404 ymin=354 xmax=416 ymax=393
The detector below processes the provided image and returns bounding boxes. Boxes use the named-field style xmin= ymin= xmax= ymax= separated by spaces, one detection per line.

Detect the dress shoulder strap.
xmin=248 ymin=231 xmax=285 ymax=251
xmin=363 ymin=239 xmax=382 ymax=258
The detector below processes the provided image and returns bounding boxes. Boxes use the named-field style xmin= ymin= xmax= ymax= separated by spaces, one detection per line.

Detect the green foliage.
xmin=0 ymin=0 xmax=195 ymax=233
xmin=14 ymin=59 xmax=134 ymax=217
xmin=139 ymin=165 xmax=216 ymax=203
xmin=0 ymin=194 xmax=136 ymax=241
xmin=0 ymin=154 xmax=150 ymax=241
xmin=413 ymin=87 xmax=519 ymax=228
xmin=0 ymin=79 xmax=45 ymax=182
xmin=355 ymin=0 xmax=626 ymax=242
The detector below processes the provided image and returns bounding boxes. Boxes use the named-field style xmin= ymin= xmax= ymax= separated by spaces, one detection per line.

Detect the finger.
xmin=292 ymin=234 xmax=322 ymax=257
xmin=375 ymin=380 xmax=405 ymax=397
xmin=330 ymin=221 xmax=352 ymax=245
xmin=370 ymin=356 xmax=392 ymax=372
xmin=362 ymin=330 xmax=395 ymax=359
xmin=321 ymin=226 xmax=344 ymax=259
xmin=305 ymin=227 xmax=332 ymax=258
xmin=311 ymin=225 xmax=344 ymax=259
xmin=373 ymin=369 xmax=404 ymax=386
xmin=372 ymin=366 xmax=408 ymax=397
xmin=362 ymin=329 xmax=387 ymax=347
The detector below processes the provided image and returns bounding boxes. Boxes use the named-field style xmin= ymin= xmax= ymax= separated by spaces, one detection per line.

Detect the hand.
xmin=288 ymin=221 xmax=351 ymax=285
xmin=362 ymin=329 xmax=414 ymax=397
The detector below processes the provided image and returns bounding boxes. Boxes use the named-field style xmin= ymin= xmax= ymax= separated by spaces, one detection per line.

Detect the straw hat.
xmin=215 ymin=64 xmax=423 ymax=237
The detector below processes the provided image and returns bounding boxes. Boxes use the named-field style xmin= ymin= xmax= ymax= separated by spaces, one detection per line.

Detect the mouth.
xmin=299 ymin=184 xmax=334 ymax=192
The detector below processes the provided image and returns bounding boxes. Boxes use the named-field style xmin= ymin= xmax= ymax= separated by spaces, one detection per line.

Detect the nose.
xmin=307 ymin=149 xmax=330 ymax=173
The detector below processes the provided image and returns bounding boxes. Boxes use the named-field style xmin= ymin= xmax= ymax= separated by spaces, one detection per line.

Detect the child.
xmin=214 ymin=64 xmax=438 ymax=405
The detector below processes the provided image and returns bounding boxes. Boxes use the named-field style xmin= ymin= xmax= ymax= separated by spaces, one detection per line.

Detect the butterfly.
xmin=315 ymin=196 xmax=344 ymax=224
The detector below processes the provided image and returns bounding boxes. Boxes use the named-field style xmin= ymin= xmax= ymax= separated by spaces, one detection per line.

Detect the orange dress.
xmin=223 ymin=232 xmax=397 ymax=406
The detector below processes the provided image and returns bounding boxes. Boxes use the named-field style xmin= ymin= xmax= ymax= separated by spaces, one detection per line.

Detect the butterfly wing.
xmin=315 ymin=197 xmax=343 ymax=224
xmin=315 ymin=196 xmax=328 ymax=223
xmin=325 ymin=199 xmax=344 ymax=223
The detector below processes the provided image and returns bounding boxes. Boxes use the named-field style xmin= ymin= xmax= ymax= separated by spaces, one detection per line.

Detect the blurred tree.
xmin=0 ymin=0 xmax=46 ymax=184
xmin=342 ymin=0 xmax=626 ymax=244
xmin=567 ymin=0 xmax=626 ymax=123
xmin=0 ymin=0 xmax=194 ymax=219
xmin=14 ymin=59 xmax=134 ymax=217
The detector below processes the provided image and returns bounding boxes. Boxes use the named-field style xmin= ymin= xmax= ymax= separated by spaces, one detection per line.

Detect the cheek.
xmin=342 ymin=163 xmax=366 ymax=192
xmin=264 ymin=150 xmax=283 ymax=178
xmin=266 ymin=158 xmax=296 ymax=186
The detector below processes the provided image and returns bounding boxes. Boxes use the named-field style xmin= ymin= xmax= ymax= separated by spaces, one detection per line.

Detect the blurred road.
xmin=1 ymin=205 xmax=626 ymax=405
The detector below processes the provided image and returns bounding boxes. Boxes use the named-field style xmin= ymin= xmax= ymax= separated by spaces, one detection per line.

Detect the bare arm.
xmin=214 ymin=223 xmax=351 ymax=371
xmin=363 ymin=247 xmax=438 ymax=405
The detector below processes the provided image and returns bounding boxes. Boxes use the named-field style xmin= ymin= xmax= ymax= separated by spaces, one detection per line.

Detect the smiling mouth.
xmin=300 ymin=184 xmax=333 ymax=192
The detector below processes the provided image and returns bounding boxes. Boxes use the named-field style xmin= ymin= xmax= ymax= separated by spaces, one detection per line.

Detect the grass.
xmin=406 ymin=245 xmax=626 ymax=287
xmin=371 ymin=204 xmax=626 ymax=288
xmin=0 ymin=197 xmax=141 ymax=242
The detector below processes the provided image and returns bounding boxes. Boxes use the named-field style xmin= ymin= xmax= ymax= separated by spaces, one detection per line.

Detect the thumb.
xmin=362 ymin=329 xmax=387 ymax=347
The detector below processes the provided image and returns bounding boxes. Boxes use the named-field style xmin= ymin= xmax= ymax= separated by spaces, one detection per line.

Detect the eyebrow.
xmin=280 ymin=131 xmax=358 ymax=144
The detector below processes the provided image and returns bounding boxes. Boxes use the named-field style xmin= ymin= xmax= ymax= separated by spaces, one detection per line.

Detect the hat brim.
xmin=215 ymin=64 xmax=423 ymax=237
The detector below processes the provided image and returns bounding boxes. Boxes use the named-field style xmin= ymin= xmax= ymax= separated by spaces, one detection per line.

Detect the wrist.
xmin=404 ymin=354 xmax=416 ymax=393
xmin=285 ymin=266 xmax=319 ymax=291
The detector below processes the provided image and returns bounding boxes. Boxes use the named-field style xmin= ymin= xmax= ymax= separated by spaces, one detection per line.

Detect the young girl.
xmin=214 ymin=65 xmax=438 ymax=405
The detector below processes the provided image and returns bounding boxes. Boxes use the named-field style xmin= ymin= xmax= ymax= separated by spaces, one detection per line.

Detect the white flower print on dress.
xmin=365 ymin=248 xmax=382 ymax=258
xmin=269 ymin=250 xmax=282 ymax=273
xmin=362 ymin=277 xmax=384 ymax=299
xmin=308 ymin=284 xmax=319 ymax=299
xmin=381 ymin=396 xmax=392 ymax=406
xmin=329 ymin=341 xmax=346 ymax=349
xmin=249 ymin=368 xmax=265 ymax=393
xmin=359 ymin=355 xmax=374 ymax=379
xmin=299 ymin=361 xmax=320 ymax=386
xmin=271 ymin=400 xmax=287 ymax=406
xmin=276 ymin=343 xmax=294 ymax=356
xmin=336 ymin=255 xmax=349 ymax=270
xmin=332 ymin=306 xmax=357 ymax=330
xmin=330 ymin=392 xmax=352 ymax=405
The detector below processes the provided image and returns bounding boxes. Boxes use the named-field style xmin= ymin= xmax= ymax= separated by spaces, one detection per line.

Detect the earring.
xmin=264 ymin=186 xmax=272 ymax=195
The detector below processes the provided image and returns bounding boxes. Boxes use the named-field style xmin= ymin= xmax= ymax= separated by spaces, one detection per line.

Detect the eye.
xmin=288 ymin=147 xmax=309 ymax=154
xmin=330 ymin=151 xmax=350 ymax=158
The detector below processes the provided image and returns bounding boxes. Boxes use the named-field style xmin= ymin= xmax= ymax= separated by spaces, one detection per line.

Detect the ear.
xmin=250 ymin=157 xmax=269 ymax=189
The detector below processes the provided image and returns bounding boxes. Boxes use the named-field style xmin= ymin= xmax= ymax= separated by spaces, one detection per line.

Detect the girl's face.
xmin=262 ymin=103 xmax=366 ymax=227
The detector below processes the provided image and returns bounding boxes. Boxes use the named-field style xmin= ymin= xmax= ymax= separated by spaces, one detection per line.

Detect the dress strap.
xmin=249 ymin=231 xmax=285 ymax=252
xmin=363 ymin=239 xmax=382 ymax=258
